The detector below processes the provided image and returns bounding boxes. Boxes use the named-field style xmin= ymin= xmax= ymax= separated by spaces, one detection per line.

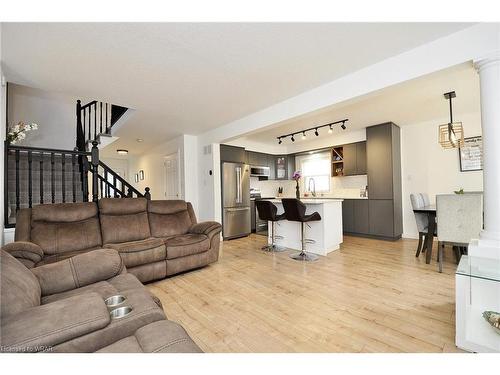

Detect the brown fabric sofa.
xmin=5 ymin=198 xmax=221 ymax=283
xmin=0 ymin=249 xmax=201 ymax=353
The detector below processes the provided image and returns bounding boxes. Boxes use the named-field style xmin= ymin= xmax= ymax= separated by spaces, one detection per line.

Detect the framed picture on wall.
xmin=139 ymin=170 xmax=145 ymax=180
xmin=459 ymin=136 xmax=483 ymax=172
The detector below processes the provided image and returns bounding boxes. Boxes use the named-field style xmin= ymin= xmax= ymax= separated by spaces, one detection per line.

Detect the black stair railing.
xmin=76 ymin=100 xmax=128 ymax=151
xmin=4 ymin=140 xmax=150 ymax=228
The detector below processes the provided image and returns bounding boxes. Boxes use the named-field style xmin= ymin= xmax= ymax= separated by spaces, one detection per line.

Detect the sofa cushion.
xmin=148 ymin=200 xmax=195 ymax=237
xmin=164 ymin=234 xmax=210 ymax=259
xmin=0 ymin=250 xmax=41 ymax=318
xmin=104 ymin=238 xmax=166 ymax=268
xmin=99 ymin=198 xmax=151 ymax=244
xmin=30 ymin=202 xmax=102 ymax=256
xmin=97 ymin=320 xmax=202 ymax=353
xmin=41 ymin=274 xmax=144 ymax=305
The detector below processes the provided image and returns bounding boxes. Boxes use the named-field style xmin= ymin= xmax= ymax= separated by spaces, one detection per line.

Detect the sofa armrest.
xmin=31 ymin=248 xmax=126 ymax=296
xmin=2 ymin=241 xmax=44 ymax=268
xmin=0 ymin=292 xmax=110 ymax=352
xmin=189 ymin=221 xmax=222 ymax=237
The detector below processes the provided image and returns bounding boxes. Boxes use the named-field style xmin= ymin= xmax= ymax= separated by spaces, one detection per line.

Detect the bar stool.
xmin=281 ymin=198 xmax=321 ymax=261
xmin=255 ymin=200 xmax=287 ymax=252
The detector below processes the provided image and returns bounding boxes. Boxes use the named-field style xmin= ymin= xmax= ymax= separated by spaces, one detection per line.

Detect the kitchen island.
xmin=265 ymin=198 xmax=343 ymax=256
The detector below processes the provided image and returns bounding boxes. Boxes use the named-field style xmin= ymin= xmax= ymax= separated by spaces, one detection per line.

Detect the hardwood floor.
xmin=148 ymin=234 xmax=463 ymax=353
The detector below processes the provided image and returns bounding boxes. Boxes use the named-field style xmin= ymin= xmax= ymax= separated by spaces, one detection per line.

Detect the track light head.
xmin=314 ymin=128 xmax=319 ymax=136
xmin=328 ymin=125 xmax=333 ymax=134
xmin=278 ymin=138 xmax=282 ymax=145
xmin=291 ymin=135 xmax=295 ymax=142
xmin=301 ymin=131 xmax=306 ymax=140
xmin=341 ymin=122 xmax=346 ymax=130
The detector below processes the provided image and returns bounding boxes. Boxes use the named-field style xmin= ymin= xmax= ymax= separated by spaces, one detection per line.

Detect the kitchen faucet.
xmin=308 ymin=178 xmax=316 ymax=197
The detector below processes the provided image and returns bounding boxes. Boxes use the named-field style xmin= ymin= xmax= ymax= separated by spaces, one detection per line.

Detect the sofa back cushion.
xmin=30 ymin=202 xmax=102 ymax=256
xmin=148 ymin=200 xmax=196 ymax=238
xmin=99 ymin=198 xmax=151 ymax=244
xmin=1 ymin=250 xmax=41 ymax=318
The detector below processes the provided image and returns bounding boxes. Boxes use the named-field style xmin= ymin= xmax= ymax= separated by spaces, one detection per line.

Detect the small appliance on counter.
xmin=277 ymin=186 xmax=283 ymax=197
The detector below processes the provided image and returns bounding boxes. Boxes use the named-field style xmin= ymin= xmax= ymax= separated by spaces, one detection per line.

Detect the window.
xmin=301 ymin=153 xmax=331 ymax=193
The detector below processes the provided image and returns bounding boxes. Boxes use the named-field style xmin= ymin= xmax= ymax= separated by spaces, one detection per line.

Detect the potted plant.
xmin=292 ymin=170 xmax=302 ymax=199
xmin=6 ymin=122 xmax=38 ymax=144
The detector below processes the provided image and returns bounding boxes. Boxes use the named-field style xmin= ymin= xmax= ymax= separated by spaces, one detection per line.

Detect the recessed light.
xmin=116 ymin=149 xmax=128 ymax=155
xmin=136 ymin=138 xmax=143 ymax=143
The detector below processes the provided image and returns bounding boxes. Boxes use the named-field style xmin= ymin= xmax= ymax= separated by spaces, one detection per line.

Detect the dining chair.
xmin=436 ymin=194 xmax=483 ymax=273
xmin=410 ymin=193 xmax=430 ymax=257
xmin=420 ymin=193 xmax=431 ymax=207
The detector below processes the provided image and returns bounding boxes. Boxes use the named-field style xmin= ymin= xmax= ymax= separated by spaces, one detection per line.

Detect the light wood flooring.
xmin=148 ymin=234 xmax=463 ymax=353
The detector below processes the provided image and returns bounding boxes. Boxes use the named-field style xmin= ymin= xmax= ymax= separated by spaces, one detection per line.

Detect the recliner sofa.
xmin=4 ymin=198 xmax=221 ymax=283
xmin=0 ymin=248 xmax=202 ymax=353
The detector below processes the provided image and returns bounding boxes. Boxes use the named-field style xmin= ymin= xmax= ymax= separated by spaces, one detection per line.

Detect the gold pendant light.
xmin=438 ymin=91 xmax=464 ymax=149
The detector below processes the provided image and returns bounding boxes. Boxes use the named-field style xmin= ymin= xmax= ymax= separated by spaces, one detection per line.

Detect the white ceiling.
xmin=1 ymin=22 xmax=472 ymax=154
xmin=237 ymin=62 xmax=480 ymax=148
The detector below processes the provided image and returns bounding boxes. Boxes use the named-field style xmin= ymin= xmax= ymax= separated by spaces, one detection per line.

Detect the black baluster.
xmin=72 ymin=153 xmax=76 ymax=202
xmin=100 ymin=177 xmax=104 ymax=199
xmin=105 ymin=103 xmax=108 ymax=133
xmin=91 ymin=141 xmax=99 ymax=202
xmin=39 ymin=153 xmax=44 ymax=204
xmin=61 ymin=153 xmax=66 ymax=203
xmin=51 ymin=153 xmax=55 ymax=203
xmin=83 ymin=107 xmax=86 ymax=142
xmin=127 ymin=187 xmax=133 ymax=198
xmin=94 ymin=103 xmax=97 ymax=141
xmin=82 ymin=158 xmax=89 ymax=202
xmin=144 ymin=187 xmax=151 ymax=200
xmin=104 ymin=170 xmax=108 ymax=197
xmin=100 ymin=102 xmax=103 ymax=134
xmin=15 ymin=150 xmax=20 ymax=211
xmin=113 ymin=175 xmax=117 ymax=197
xmin=28 ymin=151 xmax=33 ymax=208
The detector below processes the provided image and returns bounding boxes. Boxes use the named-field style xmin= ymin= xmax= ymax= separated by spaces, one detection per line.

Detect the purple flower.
xmin=292 ymin=170 xmax=302 ymax=180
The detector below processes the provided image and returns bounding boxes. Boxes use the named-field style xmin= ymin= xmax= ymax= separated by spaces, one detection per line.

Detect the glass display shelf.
xmin=456 ymin=255 xmax=500 ymax=283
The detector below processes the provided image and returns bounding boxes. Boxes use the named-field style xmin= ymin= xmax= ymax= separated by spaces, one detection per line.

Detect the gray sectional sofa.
xmin=0 ymin=198 xmax=221 ymax=353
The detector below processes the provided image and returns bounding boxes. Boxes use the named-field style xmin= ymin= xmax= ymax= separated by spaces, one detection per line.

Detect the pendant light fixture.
xmin=438 ymin=91 xmax=464 ymax=149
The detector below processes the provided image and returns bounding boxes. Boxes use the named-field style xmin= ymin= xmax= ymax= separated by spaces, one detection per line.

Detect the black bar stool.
xmin=281 ymin=198 xmax=321 ymax=261
xmin=255 ymin=200 xmax=287 ymax=252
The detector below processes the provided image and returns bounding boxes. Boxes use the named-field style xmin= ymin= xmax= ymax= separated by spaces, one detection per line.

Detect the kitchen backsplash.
xmin=250 ymin=175 xmax=368 ymax=199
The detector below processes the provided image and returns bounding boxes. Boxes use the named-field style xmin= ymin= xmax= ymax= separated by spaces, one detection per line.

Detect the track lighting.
xmin=276 ymin=119 xmax=348 ymax=144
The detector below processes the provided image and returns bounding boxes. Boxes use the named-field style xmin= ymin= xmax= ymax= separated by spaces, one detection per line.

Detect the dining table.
xmin=412 ymin=205 xmax=436 ymax=264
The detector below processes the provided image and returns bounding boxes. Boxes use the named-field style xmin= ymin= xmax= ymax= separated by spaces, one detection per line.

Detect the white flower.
xmin=19 ymin=132 xmax=26 ymax=140
xmin=13 ymin=124 xmax=20 ymax=133
xmin=31 ymin=123 xmax=38 ymax=130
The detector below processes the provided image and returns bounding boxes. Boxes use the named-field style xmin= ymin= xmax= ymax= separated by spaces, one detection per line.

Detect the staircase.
xmin=4 ymin=99 xmax=150 ymax=228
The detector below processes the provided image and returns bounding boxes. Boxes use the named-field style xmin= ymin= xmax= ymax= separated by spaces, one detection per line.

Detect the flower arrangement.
xmin=7 ymin=122 xmax=39 ymax=144
xmin=292 ymin=170 xmax=302 ymax=199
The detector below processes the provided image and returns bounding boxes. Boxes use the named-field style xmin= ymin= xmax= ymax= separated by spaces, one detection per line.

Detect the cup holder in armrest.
xmin=104 ymin=295 xmax=126 ymax=308
xmin=109 ymin=306 xmax=133 ymax=320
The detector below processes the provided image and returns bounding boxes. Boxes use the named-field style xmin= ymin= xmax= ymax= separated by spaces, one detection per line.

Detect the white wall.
xmin=7 ymin=83 xmax=81 ymax=150
xmin=401 ymin=111 xmax=483 ymax=238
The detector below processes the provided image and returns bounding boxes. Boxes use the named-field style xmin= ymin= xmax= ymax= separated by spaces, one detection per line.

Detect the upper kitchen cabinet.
xmin=343 ymin=141 xmax=367 ymax=176
xmin=247 ymin=151 xmax=260 ymax=166
xmin=287 ymin=154 xmax=296 ymax=180
xmin=220 ymin=144 xmax=246 ymax=164
xmin=274 ymin=154 xmax=296 ymax=180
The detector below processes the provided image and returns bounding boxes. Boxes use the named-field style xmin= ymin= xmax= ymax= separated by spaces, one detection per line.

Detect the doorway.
xmin=164 ymin=152 xmax=181 ymax=200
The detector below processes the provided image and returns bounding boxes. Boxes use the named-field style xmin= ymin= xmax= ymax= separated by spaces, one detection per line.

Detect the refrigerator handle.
xmin=236 ymin=167 xmax=242 ymax=203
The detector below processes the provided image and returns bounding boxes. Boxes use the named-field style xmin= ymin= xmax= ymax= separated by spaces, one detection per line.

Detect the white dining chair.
xmin=420 ymin=193 xmax=431 ymax=207
xmin=436 ymin=194 xmax=483 ymax=273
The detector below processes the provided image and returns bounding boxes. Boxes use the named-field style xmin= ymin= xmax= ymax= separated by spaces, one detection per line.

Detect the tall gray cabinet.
xmin=366 ymin=122 xmax=402 ymax=240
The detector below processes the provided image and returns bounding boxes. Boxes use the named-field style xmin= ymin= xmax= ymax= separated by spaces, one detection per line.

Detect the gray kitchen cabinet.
xmin=356 ymin=142 xmax=367 ymax=175
xmin=247 ymin=151 xmax=259 ymax=166
xmin=343 ymin=143 xmax=357 ymax=176
xmin=342 ymin=142 xmax=367 ymax=176
xmin=366 ymin=122 xmax=402 ymax=240
xmin=342 ymin=199 xmax=354 ymax=233
xmin=267 ymin=154 xmax=276 ymax=180
xmin=368 ymin=200 xmax=394 ymax=238
xmin=275 ymin=156 xmax=287 ymax=180
xmin=220 ymin=144 xmax=246 ymax=164
xmin=353 ymin=200 xmax=369 ymax=234
xmin=287 ymin=154 xmax=296 ymax=179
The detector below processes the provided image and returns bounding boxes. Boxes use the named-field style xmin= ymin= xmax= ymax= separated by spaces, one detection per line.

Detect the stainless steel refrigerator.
xmin=222 ymin=162 xmax=251 ymax=239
